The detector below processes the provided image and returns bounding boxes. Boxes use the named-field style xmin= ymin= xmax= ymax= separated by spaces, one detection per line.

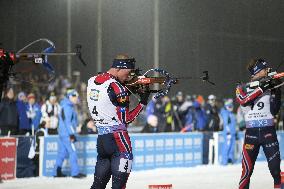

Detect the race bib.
xmin=118 ymin=158 xmax=132 ymax=173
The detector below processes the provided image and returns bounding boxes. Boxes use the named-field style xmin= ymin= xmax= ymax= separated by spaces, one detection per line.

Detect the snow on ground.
xmin=1 ymin=162 xmax=277 ymax=189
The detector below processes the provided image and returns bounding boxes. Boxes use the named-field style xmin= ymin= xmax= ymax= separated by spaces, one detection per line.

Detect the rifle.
xmin=0 ymin=38 xmax=86 ymax=100
xmin=246 ymin=70 xmax=284 ymax=90
xmin=125 ymin=68 xmax=215 ymax=99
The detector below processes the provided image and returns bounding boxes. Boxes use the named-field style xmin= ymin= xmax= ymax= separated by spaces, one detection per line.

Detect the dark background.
xmin=1 ymin=0 xmax=284 ymax=98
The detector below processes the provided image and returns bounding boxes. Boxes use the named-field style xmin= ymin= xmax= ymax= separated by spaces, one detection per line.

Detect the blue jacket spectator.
xmin=54 ymin=89 xmax=85 ymax=178
xmin=181 ymin=101 xmax=194 ymax=132
xmin=58 ymin=96 xmax=78 ymax=137
xmin=26 ymin=93 xmax=42 ymax=132
xmin=193 ymin=101 xmax=207 ymax=131
xmin=220 ymin=99 xmax=236 ymax=165
xmin=17 ymin=92 xmax=30 ymax=135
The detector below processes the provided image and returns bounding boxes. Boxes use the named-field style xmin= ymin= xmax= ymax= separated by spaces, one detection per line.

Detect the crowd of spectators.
xmin=0 ymin=73 xmax=92 ymax=136
xmin=1 ymin=73 xmax=284 ymax=137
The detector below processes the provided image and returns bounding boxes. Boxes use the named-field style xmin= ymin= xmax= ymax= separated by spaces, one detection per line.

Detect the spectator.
xmin=142 ymin=96 xmax=159 ymax=133
xmin=26 ymin=93 xmax=42 ymax=135
xmin=53 ymin=88 xmax=86 ymax=178
xmin=236 ymin=105 xmax=245 ymax=131
xmin=0 ymin=87 xmax=19 ymax=135
xmin=78 ymin=118 xmax=97 ymax=135
xmin=181 ymin=99 xmax=194 ymax=132
xmin=204 ymin=94 xmax=221 ymax=131
xmin=17 ymin=92 xmax=30 ymax=135
xmin=40 ymin=92 xmax=61 ymax=135
xmin=172 ymin=91 xmax=186 ymax=130
xmin=160 ymin=96 xmax=174 ymax=132
xmin=192 ymin=100 xmax=208 ymax=131
xmin=220 ymin=98 xmax=236 ymax=165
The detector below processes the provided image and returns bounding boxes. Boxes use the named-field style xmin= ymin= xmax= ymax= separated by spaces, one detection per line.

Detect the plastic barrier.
xmin=39 ymin=133 xmax=203 ymax=176
xmin=0 ymin=137 xmax=17 ymax=180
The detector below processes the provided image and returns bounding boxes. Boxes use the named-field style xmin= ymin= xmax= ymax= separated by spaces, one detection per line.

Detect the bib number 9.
xmin=251 ymin=101 xmax=264 ymax=110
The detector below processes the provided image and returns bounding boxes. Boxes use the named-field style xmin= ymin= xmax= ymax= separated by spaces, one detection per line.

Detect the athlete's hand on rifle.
xmin=259 ymin=78 xmax=274 ymax=91
xmin=139 ymin=90 xmax=150 ymax=105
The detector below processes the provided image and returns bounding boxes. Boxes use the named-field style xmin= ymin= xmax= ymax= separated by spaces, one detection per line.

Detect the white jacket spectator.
xmin=40 ymin=93 xmax=61 ymax=134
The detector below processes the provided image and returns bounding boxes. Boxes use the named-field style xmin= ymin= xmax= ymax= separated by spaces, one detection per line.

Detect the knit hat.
xmin=66 ymin=89 xmax=78 ymax=98
xmin=248 ymin=59 xmax=268 ymax=76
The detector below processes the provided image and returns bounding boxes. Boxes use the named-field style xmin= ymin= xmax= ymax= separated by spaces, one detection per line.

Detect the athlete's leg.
xmin=111 ymin=153 xmax=131 ymax=189
xmin=111 ymin=131 xmax=133 ymax=189
xmin=239 ymin=129 xmax=260 ymax=189
xmin=262 ymin=128 xmax=281 ymax=189
xmin=91 ymin=157 xmax=111 ymax=189
xmin=90 ymin=134 xmax=113 ymax=189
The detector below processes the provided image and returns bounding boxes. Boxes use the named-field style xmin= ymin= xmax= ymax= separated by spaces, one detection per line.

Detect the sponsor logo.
xmin=264 ymin=133 xmax=272 ymax=138
xmin=184 ymin=138 xmax=192 ymax=146
xmin=155 ymin=154 xmax=164 ymax=163
xmin=245 ymin=144 xmax=254 ymax=150
xmin=118 ymin=97 xmax=127 ymax=103
xmin=89 ymin=89 xmax=100 ymax=101
xmin=175 ymin=153 xmax=183 ymax=161
xmin=134 ymin=155 xmax=144 ymax=164
xmin=135 ymin=140 xmax=144 ymax=149
xmin=155 ymin=139 xmax=164 ymax=148
xmin=194 ymin=138 xmax=201 ymax=146
xmin=165 ymin=154 xmax=174 ymax=161
xmin=236 ymin=88 xmax=241 ymax=95
xmin=74 ymin=141 xmax=84 ymax=151
xmin=165 ymin=139 xmax=174 ymax=147
xmin=268 ymin=151 xmax=280 ymax=162
xmin=194 ymin=152 xmax=201 ymax=161
xmin=47 ymin=142 xmax=58 ymax=152
xmin=86 ymin=141 xmax=96 ymax=151
xmin=1 ymin=157 xmax=14 ymax=163
xmin=185 ymin=153 xmax=193 ymax=161
xmin=145 ymin=140 xmax=154 ymax=148
xmin=46 ymin=160 xmax=56 ymax=169
xmin=1 ymin=173 xmax=14 ymax=179
xmin=246 ymin=135 xmax=257 ymax=139
xmin=1 ymin=141 xmax=16 ymax=148
xmin=145 ymin=155 xmax=154 ymax=163
xmin=77 ymin=158 xmax=84 ymax=166
xmin=175 ymin=139 xmax=183 ymax=147
xmin=34 ymin=58 xmax=43 ymax=64
xmin=265 ymin=142 xmax=278 ymax=148
xmin=86 ymin=158 xmax=97 ymax=166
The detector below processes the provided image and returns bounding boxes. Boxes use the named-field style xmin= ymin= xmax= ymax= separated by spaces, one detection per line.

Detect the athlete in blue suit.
xmin=220 ymin=99 xmax=236 ymax=165
xmin=53 ymin=89 xmax=86 ymax=178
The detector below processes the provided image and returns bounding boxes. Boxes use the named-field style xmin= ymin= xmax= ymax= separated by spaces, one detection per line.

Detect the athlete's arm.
xmin=236 ymin=84 xmax=263 ymax=106
xmin=108 ymin=82 xmax=143 ymax=124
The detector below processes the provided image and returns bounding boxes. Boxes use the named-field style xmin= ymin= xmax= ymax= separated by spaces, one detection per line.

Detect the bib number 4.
xmin=118 ymin=158 xmax=132 ymax=173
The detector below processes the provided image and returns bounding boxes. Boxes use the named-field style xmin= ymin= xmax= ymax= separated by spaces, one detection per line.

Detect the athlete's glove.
xmin=70 ymin=134 xmax=77 ymax=142
xmin=139 ymin=91 xmax=150 ymax=105
xmin=259 ymin=79 xmax=273 ymax=92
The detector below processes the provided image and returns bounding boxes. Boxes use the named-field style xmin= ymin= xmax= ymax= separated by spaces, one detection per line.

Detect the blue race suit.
xmin=53 ymin=97 xmax=79 ymax=176
xmin=220 ymin=107 xmax=236 ymax=165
